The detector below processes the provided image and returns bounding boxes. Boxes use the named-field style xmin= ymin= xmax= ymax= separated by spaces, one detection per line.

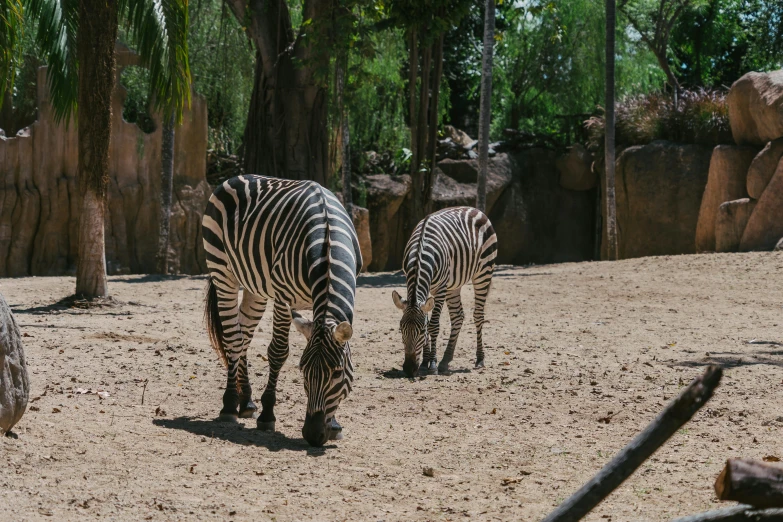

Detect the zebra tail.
xmin=204 ymin=278 xmax=228 ymax=368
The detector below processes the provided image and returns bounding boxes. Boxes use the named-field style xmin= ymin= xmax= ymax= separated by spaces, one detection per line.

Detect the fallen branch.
xmin=715 ymin=459 xmax=783 ymax=508
xmin=671 ymin=505 xmax=783 ymax=522
xmin=542 ymin=365 xmax=722 ymax=522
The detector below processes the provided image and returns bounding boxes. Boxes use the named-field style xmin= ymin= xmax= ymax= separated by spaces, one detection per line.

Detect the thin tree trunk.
xmin=157 ymin=114 xmax=175 ymax=274
xmin=75 ymin=0 xmax=118 ymax=297
xmin=337 ymin=56 xmax=352 ymax=213
xmin=476 ymin=0 xmax=495 ymax=213
xmin=425 ymin=32 xmax=444 ymax=216
xmin=410 ymin=40 xmax=431 ymax=225
xmin=604 ymin=0 xmax=618 ymax=261
xmin=408 ymin=28 xmax=418 ymax=175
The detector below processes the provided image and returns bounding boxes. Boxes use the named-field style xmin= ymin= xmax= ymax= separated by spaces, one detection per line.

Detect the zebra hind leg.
xmin=212 ymin=283 xmax=243 ymax=422
xmin=236 ymin=291 xmax=266 ymax=418
xmin=438 ymin=289 xmax=464 ymax=374
xmin=472 ymin=267 xmax=494 ymax=369
xmin=257 ymin=303 xmax=292 ymax=432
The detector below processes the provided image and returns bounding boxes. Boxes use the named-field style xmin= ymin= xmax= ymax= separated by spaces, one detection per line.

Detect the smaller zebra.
xmin=392 ymin=207 xmax=497 ymax=377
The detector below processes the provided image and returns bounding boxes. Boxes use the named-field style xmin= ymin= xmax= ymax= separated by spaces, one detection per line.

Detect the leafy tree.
xmin=25 ymin=0 xmax=191 ymax=297
xmin=619 ymin=0 xmax=708 ymax=104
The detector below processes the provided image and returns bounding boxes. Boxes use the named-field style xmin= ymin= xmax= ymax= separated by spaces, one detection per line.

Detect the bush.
xmin=586 ymin=89 xmax=733 ymax=150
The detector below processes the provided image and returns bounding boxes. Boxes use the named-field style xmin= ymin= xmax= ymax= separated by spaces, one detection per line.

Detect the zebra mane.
xmin=316 ymin=185 xmax=335 ymax=322
xmin=412 ymin=213 xmax=432 ymax=307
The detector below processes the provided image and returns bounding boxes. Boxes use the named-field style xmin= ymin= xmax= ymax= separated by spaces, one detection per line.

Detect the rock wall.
xmin=365 ymin=150 xmax=597 ymax=271
xmin=602 ymin=141 xmax=713 ymax=260
xmin=0 ymin=64 xmax=209 ymax=277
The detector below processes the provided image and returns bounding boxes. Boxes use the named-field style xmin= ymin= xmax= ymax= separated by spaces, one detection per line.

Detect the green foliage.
xmin=187 ymin=0 xmax=254 ymax=153
xmin=586 ymin=88 xmax=731 ymax=148
xmin=672 ymin=0 xmax=783 ymax=87
xmin=0 ymin=0 xmax=23 ymax=108
xmin=346 ymin=28 xmax=409 ymax=152
xmin=23 ymin=0 xmax=191 ymax=124
xmin=119 ymin=65 xmax=156 ymax=133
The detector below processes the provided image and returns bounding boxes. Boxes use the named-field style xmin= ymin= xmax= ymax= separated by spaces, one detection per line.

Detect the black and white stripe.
xmin=392 ymin=207 xmax=497 ymax=377
xmin=202 ymin=175 xmax=361 ymax=447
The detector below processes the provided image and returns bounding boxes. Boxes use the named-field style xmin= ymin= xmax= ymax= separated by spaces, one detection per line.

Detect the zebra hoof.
xmin=437 ymin=364 xmax=450 ymax=375
xmin=217 ymin=413 xmax=239 ymax=423
xmin=329 ymin=430 xmax=344 ymax=441
xmin=256 ymin=420 xmax=276 ymax=432
xmin=474 ymin=359 xmax=485 ymax=369
xmin=239 ymin=409 xmax=259 ymax=419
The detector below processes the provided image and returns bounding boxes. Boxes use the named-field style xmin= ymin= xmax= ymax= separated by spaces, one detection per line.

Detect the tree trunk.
xmin=476 ymin=0 xmax=496 ymax=213
xmin=336 ymin=56 xmax=352 ymax=212
xmin=75 ymin=0 xmax=118 ymax=297
xmin=157 ymin=114 xmax=175 ymax=275
xmin=604 ymin=0 xmax=618 ymax=261
xmin=228 ymin=0 xmax=330 ymax=186
xmin=410 ymin=41 xmax=431 ymax=225
xmin=408 ymin=28 xmax=418 ymax=173
xmin=425 ymin=32 xmax=444 ymax=216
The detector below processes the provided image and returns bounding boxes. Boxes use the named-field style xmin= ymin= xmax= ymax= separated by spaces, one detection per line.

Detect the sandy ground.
xmin=1 ymin=252 xmax=782 ymax=521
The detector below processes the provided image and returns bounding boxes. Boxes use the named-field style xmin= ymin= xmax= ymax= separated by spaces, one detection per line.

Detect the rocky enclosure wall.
xmin=365 ymin=148 xmax=597 ymax=271
xmin=0 ymin=63 xmax=210 ymax=277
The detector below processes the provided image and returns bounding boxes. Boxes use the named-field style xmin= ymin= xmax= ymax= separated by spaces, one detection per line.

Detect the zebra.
xmin=201 ymin=175 xmax=362 ymax=447
xmin=392 ymin=206 xmax=497 ymax=378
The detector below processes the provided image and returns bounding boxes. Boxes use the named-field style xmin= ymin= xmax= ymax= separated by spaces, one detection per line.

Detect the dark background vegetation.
xmin=3 ymin=0 xmax=783 ymax=174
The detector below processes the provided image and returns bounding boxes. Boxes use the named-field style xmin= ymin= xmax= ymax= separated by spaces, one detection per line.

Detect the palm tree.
xmin=605 ymin=0 xmax=618 ymax=260
xmin=25 ymin=0 xmax=190 ymax=297
xmin=0 ymin=0 xmax=22 ymax=109
xmin=476 ymin=0 xmax=495 ymax=213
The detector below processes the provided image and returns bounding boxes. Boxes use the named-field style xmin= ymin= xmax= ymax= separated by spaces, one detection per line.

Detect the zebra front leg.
xmin=424 ymin=293 xmax=446 ymax=375
xmin=257 ymin=303 xmax=291 ymax=432
xmin=237 ymin=291 xmax=266 ymax=418
xmin=472 ymin=267 xmax=494 ymax=368
xmin=438 ymin=290 xmax=464 ymax=374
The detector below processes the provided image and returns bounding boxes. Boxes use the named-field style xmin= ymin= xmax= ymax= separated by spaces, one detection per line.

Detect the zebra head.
xmin=392 ymin=290 xmax=435 ymax=377
xmin=293 ymin=313 xmax=354 ymax=447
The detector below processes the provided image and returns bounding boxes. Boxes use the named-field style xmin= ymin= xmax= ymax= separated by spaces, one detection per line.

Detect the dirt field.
xmin=1 ymin=252 xmax=782 ymax=521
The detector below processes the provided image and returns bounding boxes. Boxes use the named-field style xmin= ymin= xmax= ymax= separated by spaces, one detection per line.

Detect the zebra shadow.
xmin=152 ymin=417 xmax=333 ymax=455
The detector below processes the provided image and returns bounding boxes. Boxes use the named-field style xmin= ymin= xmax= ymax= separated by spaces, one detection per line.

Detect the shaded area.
xmin=11 ymin=295 xmax=122 ymax=315
xmin=152 ymin=417 xmax=331 ymax=456
xmin=357 ymin=271 xmax=405 ymax=288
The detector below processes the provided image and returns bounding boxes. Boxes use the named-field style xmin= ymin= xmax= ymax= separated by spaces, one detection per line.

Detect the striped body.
xmin=202 ymin=175 xmax=361 ymax=446
xmin=392 ymin=207 xmax=497 ymax=377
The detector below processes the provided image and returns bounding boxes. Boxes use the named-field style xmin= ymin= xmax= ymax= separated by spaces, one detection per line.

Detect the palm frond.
xmin=121 ymin=0 xmax=191 ymax=122
xmin=24 ymin=0 xmax=79 ymax=123
xmin=0 ymin=0 xmax=23 ymax=110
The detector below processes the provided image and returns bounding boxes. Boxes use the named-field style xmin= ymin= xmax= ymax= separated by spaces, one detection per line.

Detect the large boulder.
xmin=747 ymin=138 xmax=783 ymax=199
xmin=351 ymin=206 xmax=372 ymax=272
xmin=556 ymin=144 xmax=596 ymax=191
xmin=715 ymin=198 xmax=757 ymax=253
xmin=433 ymin=153 xmax=513 ymax=213
xmin=695 ymin=145 xmax=757 ymax=252
xmin=0 ymin=293 xmax=28 ymax=435
xmin=603 ymin=141 xmax=713 ymax=259
xmin=740 ymin=158 xmax=783 ymax=251
xmin=365 ymin=174 xmax=411 ymax=271
xmin=728 ymin=70 xmax=783 ymax=146
xmin=490 ymin=148 xmax=595 ymax=264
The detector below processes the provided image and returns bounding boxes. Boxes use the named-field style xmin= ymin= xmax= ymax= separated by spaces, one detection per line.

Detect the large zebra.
xmin=392 ymin=207 xmax=497 ymax=377
xmin=202 ymin=175 xmax=362 ymax=447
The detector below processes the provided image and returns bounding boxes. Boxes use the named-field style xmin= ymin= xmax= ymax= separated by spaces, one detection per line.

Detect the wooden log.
xmin=671 ymin=505 xmax=783 ymax=522
xmin=714 ymin=459 xmax=783 ymax=508
xmin=541 ymin=365 xmax=723 ymax=522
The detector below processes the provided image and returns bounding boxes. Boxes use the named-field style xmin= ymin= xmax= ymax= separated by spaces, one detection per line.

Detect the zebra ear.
xmin=421 ymin=296 xmax=435 ymax=313
xmin=392 ymin=290 xmax=406 ymax=310
xmin=334 ymin=321 xmax=353 ymax=343
xmin=292 ymin=315 xmax=314 ymax=340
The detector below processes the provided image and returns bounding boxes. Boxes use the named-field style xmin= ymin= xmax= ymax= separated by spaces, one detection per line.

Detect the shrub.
xmin=585 ymin=88 xmax=733 ymax=150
